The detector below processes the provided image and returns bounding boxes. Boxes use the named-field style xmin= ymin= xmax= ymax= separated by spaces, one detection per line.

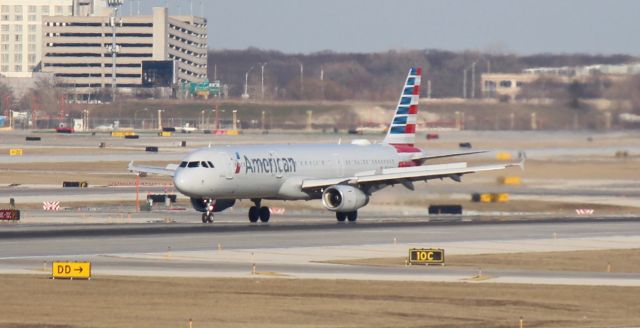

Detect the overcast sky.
xmin=127 ymin=0 xmax=640 ymax=55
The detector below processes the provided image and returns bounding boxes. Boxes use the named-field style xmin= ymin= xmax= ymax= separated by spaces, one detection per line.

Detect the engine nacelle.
xmin=190 ymin=198 xmax=236 ymax=213
xmin=322 ymin=185 xmax=369 ymax=212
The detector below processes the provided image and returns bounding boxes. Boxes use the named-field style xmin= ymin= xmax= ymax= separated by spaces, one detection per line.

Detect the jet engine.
xmin=190 ymin=198 xmax=236 ymax=213
xmin=321 ymin=185 xmax=369 ymax=212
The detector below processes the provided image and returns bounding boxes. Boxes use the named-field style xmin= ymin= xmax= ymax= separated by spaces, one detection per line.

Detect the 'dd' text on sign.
xmin=52 ymin=261 xmax=91 ymax=279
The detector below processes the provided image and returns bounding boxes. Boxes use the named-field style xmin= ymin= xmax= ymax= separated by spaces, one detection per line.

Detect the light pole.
xmin=299 ymin=62 xmax=304 ymax=98
xmin=200 ymin=110 xmax=205 ymax=129
xmin=212 ymin=109 xmax=225 ymax=130
xmin=242 ymin=65 xmax=255 ymax=99
xmin=260 ymin=62 xmax=268 ymax=100
xmin=462 ymin=68 xmax=467 ymax=99
xmin=232 ymin=109 xmax=238 ymax=130
xmin=107 ymin=0 xmax=123 ymax=103
xmin=157 ymin=109 xmax=164 ymax=130
xmin=133 ymin=107 xmax=148 ymax=129
xmin=471 ymin=62 xmax=476 ymax=99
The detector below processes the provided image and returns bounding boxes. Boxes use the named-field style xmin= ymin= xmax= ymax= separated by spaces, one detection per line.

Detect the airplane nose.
xmin=173 ymin=170 xmax=190 ymax=195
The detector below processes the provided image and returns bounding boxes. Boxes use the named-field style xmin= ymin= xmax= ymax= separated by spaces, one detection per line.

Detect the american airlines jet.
xmin=130 ymin=68 xmax=521 ymax=223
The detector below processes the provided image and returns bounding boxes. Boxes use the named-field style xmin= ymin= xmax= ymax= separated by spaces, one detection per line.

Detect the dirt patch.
xmin=325 ymin=249 xmax=640 ymax=273
xmin=0 ymin=275 xmax=638 ymax=328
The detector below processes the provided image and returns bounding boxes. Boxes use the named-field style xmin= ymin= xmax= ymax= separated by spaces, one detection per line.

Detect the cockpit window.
xmin=187 ymin=161 xmax=199 ymax=168
xmin=179 ymin=161 xmax=187 ymax=168
xmin=201 ymin=161 xmax=209 ymax=168
xmin=207 ymin=161 xmax=214 ymax=168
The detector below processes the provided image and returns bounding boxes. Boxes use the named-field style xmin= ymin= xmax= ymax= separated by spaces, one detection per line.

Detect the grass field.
xmin=0 ymin=274 xmax=639 ymax=328
xmin=326 ymin=249 xmax=640 ymax=273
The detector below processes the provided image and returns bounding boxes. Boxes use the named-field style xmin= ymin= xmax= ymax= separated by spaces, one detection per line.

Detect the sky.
xmin=126 ymin=0 xmax=640 ymax=55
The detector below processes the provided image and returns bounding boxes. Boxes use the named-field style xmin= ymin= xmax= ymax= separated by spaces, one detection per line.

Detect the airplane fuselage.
xmin=173 ymin=143 xmax=418 ymax=200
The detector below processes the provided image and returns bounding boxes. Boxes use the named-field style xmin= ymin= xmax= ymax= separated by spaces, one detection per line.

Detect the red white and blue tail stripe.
xmin=382 ymin=67 xmax=421 ymax=147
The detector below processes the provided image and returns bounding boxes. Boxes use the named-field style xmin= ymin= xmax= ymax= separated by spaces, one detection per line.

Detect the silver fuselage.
xmin=173 ymin=143 xmax=417 ymax=200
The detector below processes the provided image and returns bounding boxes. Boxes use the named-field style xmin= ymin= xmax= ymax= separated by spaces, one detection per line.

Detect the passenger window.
xmin=207 ymin=161 xmax=214 ymax=168
xmin=187 ymin=161 xmax=199 ymax=168
xmin=179 ymin=161 xmax=187 ymax=168
xmin=201 ymin=161 xmax=209 ymax=168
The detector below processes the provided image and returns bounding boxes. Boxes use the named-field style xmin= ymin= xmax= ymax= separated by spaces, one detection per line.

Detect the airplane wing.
xmin=128 ymin=161 xmax=177 ymax=176
xmin=301 ymin=160 xmax=523 ymax=191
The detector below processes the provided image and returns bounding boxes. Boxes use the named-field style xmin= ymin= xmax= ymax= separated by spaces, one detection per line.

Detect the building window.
xmin=28 ymin=44 xmax=35 ymax=51
xmin=0 ymin=6 xmax=9 ymax=13
xmin=28 ymin=15 xmax=36 ymax=21
xmin=41 ymin=6 xmax=49 ymax=14
xmin=55 ymin=6 xmax=62 ymax=14
xmin=14 ymin=54 xmax=22 ymax=62
xmin=14 ymin=6 xmax=23 ymax=13
xmin=15 ymin=25 xmax=22 ymax=32
xmin=28 ymin=5 xmax=36 ymax=13
xmin=14 ymin=44 xmax=22 ymax=52
xmin=1 ymin=15 xmax=9 ymax=21
xmin=28 ymin=64 xmax=34 ymax=70
xmin=28 ymin=34 xmax=35 ymax=42
xmin=28 ymin=24 xmax=36 ymax=32
xmin=0 ymin=44 xmax=8 ymax=51
xmin=0 ymin=65 xmax=8 ymax=71
xmin=15 ymin=15 xmax=23 ymax=21
xmin=15 ymin=65 xmax=21 ymax=71
xmin=28 ymin=54 xmax=35 ymax=63
xmin=0 ymin=24 xmax=7 ymax=32
xmin=14 ymin=34 xmax=22 ymax=42
xmin=499 ymin=80 xmax=512 ymax=88
xmin=1 ymin=54 xmax=8 ymax=62
xmin=0 ymin=34 xmax=9 ymax=42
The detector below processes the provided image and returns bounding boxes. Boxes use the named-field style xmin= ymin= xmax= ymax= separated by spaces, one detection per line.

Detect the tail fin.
xmin=382 ymin=67 xmax=422 ymax=147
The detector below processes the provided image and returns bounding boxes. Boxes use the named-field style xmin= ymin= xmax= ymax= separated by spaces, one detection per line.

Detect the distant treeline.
xmin=207 ymin=48 xmax=635 ymax=100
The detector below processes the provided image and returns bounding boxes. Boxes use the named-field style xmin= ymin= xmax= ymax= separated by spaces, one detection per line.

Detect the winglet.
xmin=517 ymin=151 xmax=526 ymax=171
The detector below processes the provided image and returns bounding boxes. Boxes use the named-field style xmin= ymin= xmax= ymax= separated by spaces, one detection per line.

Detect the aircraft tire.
xmin=336 ymin=212 xmax=346 ymax=222
xmin=347 ymin=211 xmax=357 ymax=222
xmin=248 ymin=206 xmax=259 ymax=223
xmin=259 ymin=206 xmax=270 ymax=222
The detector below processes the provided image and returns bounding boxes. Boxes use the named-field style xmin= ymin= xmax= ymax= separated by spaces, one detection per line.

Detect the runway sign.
xmin=9 ymin=148 xmax=23 ymax=156
xmin=496 ymin=152 xmax=512 ymax=160
xmin=497 ymin=176 xmax=521 ymax=185
xmin=408 ymin=248 xmax=445 ymax=265
xmin=0 ymin=209 xmax=20 ymax=221
xmin=52 ymin=261 xmax=91 ymax=279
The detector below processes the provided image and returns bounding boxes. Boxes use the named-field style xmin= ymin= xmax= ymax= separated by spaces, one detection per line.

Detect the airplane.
xmin=129 ymin=67 xmax=522 ymax=223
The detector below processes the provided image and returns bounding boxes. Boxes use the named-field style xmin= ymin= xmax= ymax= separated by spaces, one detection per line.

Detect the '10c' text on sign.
xmin=408 ymin=248 xmax=445 ymax=265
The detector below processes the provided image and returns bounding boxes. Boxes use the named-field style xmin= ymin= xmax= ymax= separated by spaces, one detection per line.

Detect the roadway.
xmin=1 ymin=218 xmax=639 ymax=286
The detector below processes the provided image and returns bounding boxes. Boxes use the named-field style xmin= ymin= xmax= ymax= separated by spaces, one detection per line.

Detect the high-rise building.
xmin=0 ymin=0 xmax=74 ymax=77
xmin=41 ymin=6 xmax=208 ymax=96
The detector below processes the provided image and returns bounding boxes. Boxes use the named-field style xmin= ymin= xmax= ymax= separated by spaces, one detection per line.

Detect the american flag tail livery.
xmin=382 ymin=67 xmax=421 ymax=147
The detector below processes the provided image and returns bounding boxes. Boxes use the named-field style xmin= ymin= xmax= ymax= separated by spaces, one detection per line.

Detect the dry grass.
xmin=0 ymin=275 xmax=638 ymax=328
xmin=326 ymin=249 xmax=640 ymax=273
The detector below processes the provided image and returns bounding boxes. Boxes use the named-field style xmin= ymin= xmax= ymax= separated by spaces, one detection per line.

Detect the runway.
xmin=1 ymin=218 xmax=639 ymax=286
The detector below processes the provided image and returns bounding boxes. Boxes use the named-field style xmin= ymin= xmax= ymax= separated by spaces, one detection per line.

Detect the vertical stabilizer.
xmin=382 ymin=67 xmax=422 ymax=146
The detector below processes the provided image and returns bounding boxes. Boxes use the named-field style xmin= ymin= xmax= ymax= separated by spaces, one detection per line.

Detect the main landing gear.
xmin=336 ymin=211 xmax=357 ymax=223
xmin=201 ymin=198 xmax=215 ymax=223
xmin=248 ymin=199 xmax=270 ymax=223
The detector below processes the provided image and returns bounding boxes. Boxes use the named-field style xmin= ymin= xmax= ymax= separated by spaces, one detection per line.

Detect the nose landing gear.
xmin=201 ymin=199 xmax=215 ymax=223
xmin=248 ymin=198 xmax=270 ymax=223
